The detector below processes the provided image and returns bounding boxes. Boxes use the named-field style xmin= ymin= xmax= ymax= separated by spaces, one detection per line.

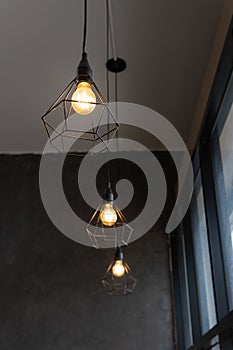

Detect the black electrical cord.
xmin=115 ymin=72 xmax=118 ymax=116
xmin=106 ymin=0 xmax=120 ymax=185
xmin=115 ymin=72 xmax=120 ymax=181
xmin=106 ymin=0 xmax=110 ymax=177
xmin=106 ymin=0 xmax=110 ymax=103
xmin=82 ymin=0 xmax=87 ymax=53
xmin=105 ymin=0 xmax=122 ymax=191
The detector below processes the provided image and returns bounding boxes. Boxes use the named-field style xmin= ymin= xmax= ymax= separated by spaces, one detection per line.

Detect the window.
xmin=171 ymin=17 xmax=233 ymax=350
xmin=211 ymin=102 xmax=233 ymax=310
xmin=190 ymin=173 xmax=217 ymax=334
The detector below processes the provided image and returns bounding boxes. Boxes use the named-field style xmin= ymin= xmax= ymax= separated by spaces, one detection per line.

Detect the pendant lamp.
xmin=41 ymin=0 xmax=119 ymax=154
xmin=86 ymin=181 xmax=133 ymax=249
xmin=102 ymin=246 xmax=137 ymax=296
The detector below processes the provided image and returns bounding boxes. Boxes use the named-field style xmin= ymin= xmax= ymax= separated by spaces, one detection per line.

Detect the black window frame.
xmin=172 ymin=16 xmax=233 ymax=350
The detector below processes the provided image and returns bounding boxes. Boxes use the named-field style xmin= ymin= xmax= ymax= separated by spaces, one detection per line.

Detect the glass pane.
xmin=212 ymin=102 xmax=233 ymax=310
xmin=208 ymin=336 xmax=220 ymax=350
xmin=190 ymin=173 xmax=217 ymax=334
xmin=178 ymin=226 xmax=193 ymax=348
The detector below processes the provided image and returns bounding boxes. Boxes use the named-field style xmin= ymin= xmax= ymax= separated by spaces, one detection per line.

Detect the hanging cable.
xmin=115 ymin=72 xmax=120 ymax=181
xmin=82 ymin=0 xmax=87 ymax=53
xmin=106 ymin=0 xmax=125 ymax=183
xmin=115 ymin=72 xmax=118 ymax=116
xmin=108 ymin=0 xmax=117 ymax=60
xmin=106 ymin=0 xmax=110 ymax=102
xmin=106 ymin=0 xmax=111 ymax=180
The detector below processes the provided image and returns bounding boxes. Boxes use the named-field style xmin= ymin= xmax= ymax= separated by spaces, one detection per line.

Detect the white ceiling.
xmin=0 ymin=0 xmax=232 ymax=153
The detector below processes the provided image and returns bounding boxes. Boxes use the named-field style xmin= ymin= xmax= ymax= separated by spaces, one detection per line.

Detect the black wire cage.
xmin=41 ymin=79 xmax=119 ymax=155
xmin=102 ymin=247 xmax=137 ymax=296
xmin=41 ymin=51 xmax=119 ymax=155
xmin=86 ymin=182 xmax=133 ymax=249
xmin=86 ymin=202 xmax=133 ymax=249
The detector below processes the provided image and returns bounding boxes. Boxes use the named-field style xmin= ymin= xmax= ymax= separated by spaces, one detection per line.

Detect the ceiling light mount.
xmin=106 ymin=57 xmax=126 ymax=73
xmin=76 ymin=52 xmax=93 ymax=83
xmin=114 ymin=246 xmax=123 ymax=261
xmin=103 ymin=181 xmax=115 ymax=202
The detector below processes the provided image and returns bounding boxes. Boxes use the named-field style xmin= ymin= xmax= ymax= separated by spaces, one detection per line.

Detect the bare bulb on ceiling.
xmin=112 ymin=260 xmax=125 ymax=278
xmin=100 ymin=203 xmax=117 ymax=227
xmin=71 ymin=82 xmax=96 ymax=115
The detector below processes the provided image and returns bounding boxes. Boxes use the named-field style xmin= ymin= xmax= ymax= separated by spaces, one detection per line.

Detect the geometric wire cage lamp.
xmin=41 ymin=0 xmax=119 ymax=155
xmin=86 ymin=182 xmax=133 ymax=249
xmin=102 ymin=246 xmax=137 ymax=296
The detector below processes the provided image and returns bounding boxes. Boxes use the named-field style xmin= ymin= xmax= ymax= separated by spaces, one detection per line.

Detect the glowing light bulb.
xmin=112 ymin=260 xmax=125 ymax=278
xmin=71 ymin=82 xmax=96 ymax=115
xmin=100 ymin=203 xmax=117 ymax=227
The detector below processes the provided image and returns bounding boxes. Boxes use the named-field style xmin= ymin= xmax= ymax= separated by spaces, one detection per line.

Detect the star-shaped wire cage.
xmin=102 ymin=260 xmax=137 ymax=296
xmin=41 ymin=78 xmax=119 ymax=155
xmin=86 ymin=202 xmax=133 ymax=249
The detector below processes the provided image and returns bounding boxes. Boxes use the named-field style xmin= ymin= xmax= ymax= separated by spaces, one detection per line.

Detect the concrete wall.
xmin=0 ymin=155 xmax=175 ymax=350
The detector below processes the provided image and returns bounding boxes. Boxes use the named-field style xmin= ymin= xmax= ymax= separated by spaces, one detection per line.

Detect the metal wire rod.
xmin=108 ymin=0 xmax=117 ymax=60
xmin=82 ymin=0 xmax=87 ymax=53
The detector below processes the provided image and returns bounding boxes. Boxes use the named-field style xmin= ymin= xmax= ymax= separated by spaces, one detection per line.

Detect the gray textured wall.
xmin=0 ymin=155 xmax=175 ymax=350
